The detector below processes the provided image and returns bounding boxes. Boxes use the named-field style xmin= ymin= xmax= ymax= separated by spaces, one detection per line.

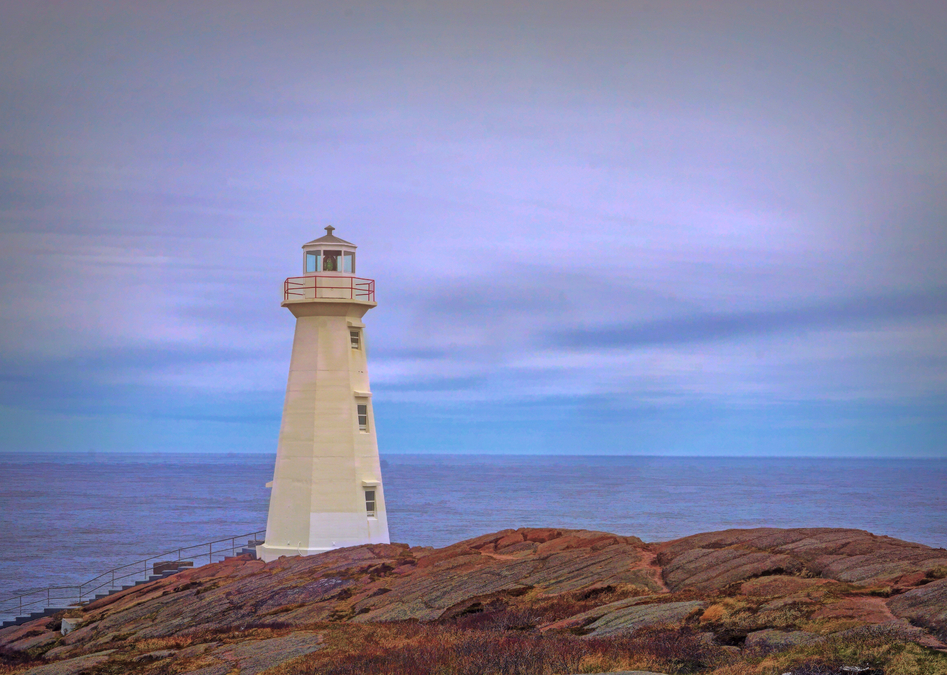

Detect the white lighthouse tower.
xmin=257 ymin=226 xmax=390 ymax=562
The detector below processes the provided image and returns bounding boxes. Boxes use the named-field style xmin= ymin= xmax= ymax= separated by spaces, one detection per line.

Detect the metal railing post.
xmin=0 ymin=529 xmax=266 ymax=620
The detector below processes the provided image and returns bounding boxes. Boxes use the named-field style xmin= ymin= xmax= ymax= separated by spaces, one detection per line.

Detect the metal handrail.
xmin=283 ymin=275 xmax=375 ymax=302
xmin=0 ymin=529 xmax=265 ymax=621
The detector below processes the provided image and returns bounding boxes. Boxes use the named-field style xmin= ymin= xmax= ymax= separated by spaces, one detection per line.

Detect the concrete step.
xmin=129 ymin=571 xmax=178 ymax=588
xmin=0 ymin=606 xmax=69 ymax=628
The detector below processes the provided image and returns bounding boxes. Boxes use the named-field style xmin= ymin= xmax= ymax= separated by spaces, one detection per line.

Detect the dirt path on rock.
xmin=631 ymin=548 xmax=669 ymax=594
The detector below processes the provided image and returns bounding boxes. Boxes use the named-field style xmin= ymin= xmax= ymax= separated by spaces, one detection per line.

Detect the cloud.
xmin=0 ymin=2 xmax=945 ymax=454
xmin=551 ymin=289 xmax=947 ymax=350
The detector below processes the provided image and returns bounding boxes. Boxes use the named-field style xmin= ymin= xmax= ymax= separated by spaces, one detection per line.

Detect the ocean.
xmin=1 ymin=453 xmax=944 ymax=600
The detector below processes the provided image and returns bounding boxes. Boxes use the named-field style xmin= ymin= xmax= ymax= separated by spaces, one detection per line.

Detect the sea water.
xmin=0 ymin=453 xmax=944 ymax=599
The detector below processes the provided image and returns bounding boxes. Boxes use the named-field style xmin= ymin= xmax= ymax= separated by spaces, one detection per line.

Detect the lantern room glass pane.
xmin=344 ymin=252 xmax=354 ymax=273
xmin=306 ymin=251 xmax=320 ymax=273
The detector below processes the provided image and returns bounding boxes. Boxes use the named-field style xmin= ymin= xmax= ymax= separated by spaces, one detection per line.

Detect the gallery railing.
xmin=283 ymin=275 xmax=375 ymax=302
xmin=0 ymin=529 xmax=265 ymax=624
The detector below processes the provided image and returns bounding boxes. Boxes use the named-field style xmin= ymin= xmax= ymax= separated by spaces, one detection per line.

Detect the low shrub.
xmin=287 ymin=622 xmax=728 ymax=675
xmin=0 ymin=646 xmax=45 ymax=675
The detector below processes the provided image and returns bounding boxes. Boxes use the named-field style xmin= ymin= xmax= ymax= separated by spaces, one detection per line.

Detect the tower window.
xmin=357 ymin=403 xmax=368 ymax=431
xmin=364 ymin=489 xmax=376 ymax=517
xmin=344 ymin=251 xmax=355 ymax=273
xmin=306 ymin=251 xmax=320 ymax=272
xmin=350 ymin=330 xmax=361 ymax=349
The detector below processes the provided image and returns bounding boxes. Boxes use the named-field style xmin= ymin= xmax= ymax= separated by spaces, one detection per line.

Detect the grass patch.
xmin=274 ymin=622 xmax=728 ymax=675
xmin=712 ymin=624 xmax=947 ymax=675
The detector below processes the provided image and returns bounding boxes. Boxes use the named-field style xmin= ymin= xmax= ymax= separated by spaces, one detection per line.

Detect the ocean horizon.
xmin=1 ymin=452 xmax=945 ymax=600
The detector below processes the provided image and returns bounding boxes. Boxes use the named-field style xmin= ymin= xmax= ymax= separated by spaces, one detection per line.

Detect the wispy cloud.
xmin=551 ymin=289 xmax=947 ymax=350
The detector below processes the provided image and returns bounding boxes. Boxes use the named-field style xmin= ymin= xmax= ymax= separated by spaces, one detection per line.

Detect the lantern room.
xmin=302 ymin=225 xmax=356 ymax=275
xmin=283 ymin=226 xmax=375 ymax=303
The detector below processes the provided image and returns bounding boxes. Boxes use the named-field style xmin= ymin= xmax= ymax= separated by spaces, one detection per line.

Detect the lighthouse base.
xmin=256 ymin=510 xmax=391 ymax=563
xmin=255 ymin=543 xmax=338 ymax=563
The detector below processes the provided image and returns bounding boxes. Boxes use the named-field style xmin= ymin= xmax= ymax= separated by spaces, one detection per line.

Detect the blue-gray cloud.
xmin=551 ymin=289 xmax=947 ymax=350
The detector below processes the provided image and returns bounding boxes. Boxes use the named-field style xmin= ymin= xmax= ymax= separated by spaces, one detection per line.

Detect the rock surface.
xmin=577 ymin=599 xmax=706 ymax=637
xmin=888 ymin=576 xmax=947 ymax=638
xmin=1 ymin=527 xmax=945 ymax=675
xmin=656 ymin=528 xmax=947 ymax=592
xmin=21 ymin=650 xmax=114 ymax=675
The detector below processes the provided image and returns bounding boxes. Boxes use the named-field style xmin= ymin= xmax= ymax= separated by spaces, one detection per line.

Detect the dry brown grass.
xmin=0 ymin=646 xmax=44 ymax=675
xmin=265 ymin=618 xmax=947 ymax=675
xmin=712 ymin=624 xmax=947 ymax=675
xmin=270 ymin=622 xmax=728 ymax=675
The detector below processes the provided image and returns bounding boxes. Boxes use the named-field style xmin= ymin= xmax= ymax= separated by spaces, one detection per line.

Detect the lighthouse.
xmin=257 ymin=226 xmax=390 ymax=562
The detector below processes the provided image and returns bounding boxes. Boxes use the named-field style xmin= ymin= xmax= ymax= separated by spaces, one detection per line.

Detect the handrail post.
xmin=1 ymin=529 xmax=269 ymax=615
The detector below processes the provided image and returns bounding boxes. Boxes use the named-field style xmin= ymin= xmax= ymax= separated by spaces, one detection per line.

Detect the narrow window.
xmin=344 ymin=251 xmax=355 ymax=273
xmin=357 ymin=403 xmax=368 ymax=432
xmin=350 ymin=330 xmax=361 ymax=350
xmin=364 ymin=489 xmax=376 ymax=517
xmin=306 ymin=251 xmax=320 ymax=272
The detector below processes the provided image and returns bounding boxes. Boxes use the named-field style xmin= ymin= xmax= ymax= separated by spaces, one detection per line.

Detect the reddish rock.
xmin=656 ymin=528 xmax=947 ymax=591
xmin=739 ymin=575 xmax=831 ymax=597
xmin=496 ymin=532 xmax=527 ymax=549
xmin=525 ymin=528 xmax=562 ymax=544
xmin=1 ymin=527 xmax=944 ymax=673
xmin=810 ymin=596 xmax=897 ymax=624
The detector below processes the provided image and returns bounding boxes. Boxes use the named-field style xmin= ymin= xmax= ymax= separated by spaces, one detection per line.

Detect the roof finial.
xmin=325 ymin=225 xmax=335 ymax=235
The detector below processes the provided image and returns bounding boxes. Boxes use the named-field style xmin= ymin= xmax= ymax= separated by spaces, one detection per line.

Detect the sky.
xmin=0 ymin=1 xmax=945 ymax=457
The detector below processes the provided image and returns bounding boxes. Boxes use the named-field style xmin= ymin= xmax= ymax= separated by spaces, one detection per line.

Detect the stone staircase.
xmin=1 ymin=537 xmax=265 ymax=629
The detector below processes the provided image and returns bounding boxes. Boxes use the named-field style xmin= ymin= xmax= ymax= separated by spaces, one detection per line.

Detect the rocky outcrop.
xmin=17 ymin=650 xmax=114 ymax=675
xmin=656 ymin=528 xmax=947 ymax=592
xmin=583 ymin=600 xmax=706 ymax=637
xmin=888 ymin=576 xmax=947 ymax=639
xmin=0 ymin=527 xmax=944 ymax=675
